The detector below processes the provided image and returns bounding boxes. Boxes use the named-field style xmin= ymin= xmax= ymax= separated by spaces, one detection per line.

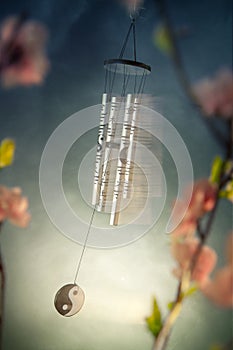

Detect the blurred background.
xmin=0 ymin=0 xmax=232 ymax=349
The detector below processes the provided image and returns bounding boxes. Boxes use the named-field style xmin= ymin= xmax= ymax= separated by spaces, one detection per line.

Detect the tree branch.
xmin=151 ymin=103 xmax=233 ymax=350
xmin=153 ymin=0 xmax=228 ymax=149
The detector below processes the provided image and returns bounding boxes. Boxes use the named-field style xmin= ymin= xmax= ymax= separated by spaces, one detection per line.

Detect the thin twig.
xmin=152 ymin=270 xmax=190 ymax=350
xmin=0 ymin=12 xmax=28 ymax=73
xmin=152 ymin=119 xmax=232 ymax=350
xmin=152 ymin=172 xmax=228 ymax=350
xmin=226 ymin=119 xmax=233 ymax=160
xmin=193 ymin=119 xmax=233 ymax=279
xmin=153 ymin=0 xmax=228 ymax=149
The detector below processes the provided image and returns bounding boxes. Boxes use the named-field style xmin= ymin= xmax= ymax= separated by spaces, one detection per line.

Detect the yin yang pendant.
xmin=54 ymin=284 xmax=85 ymax=317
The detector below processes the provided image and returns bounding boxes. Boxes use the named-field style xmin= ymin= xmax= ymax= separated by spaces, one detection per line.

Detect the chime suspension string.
xmin=137 ymin=69 xmax=146 ymax=96
xmin=134 ymin=70 xmax=138 ymax=94
xmin=73 ymin=9 xmax=144 ymax=284
xmin=119 ymin=22 xmax=134 ymax=59
xmin=109 ymin=63 xmax=118 ymax=98
xmin=83 ymin=82 xmax=120 ymax=247
xmin=122 ymin=64 xmax=131 ymax=99
xmin=104 ymin=66 xmax=108 ymax=93
xmin=132 ymin=17 xmax=137 ymax=61
xmin=119 ymin=12 xmax=137 ymax=60
xmin=73 ymin=207 xmax=96 ymax=284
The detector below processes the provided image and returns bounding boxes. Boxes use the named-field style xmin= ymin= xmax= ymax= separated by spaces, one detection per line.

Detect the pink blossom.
xmin=171 ymin=237 xmax=217 ymax=286
xmin=193 ymin=69 xmax=233 ymax=119
xmin=0 ymin=186 xmax=30 ymax=227
xmin=201 ymin=234 xmax=233 ymax=307
xmin=0 ymin=16 xmax=49 ymax=87
xmin=201 ymin=267 xmax=233 ymax=308
xmin=172 ymin=179 xmax=217 ymax=237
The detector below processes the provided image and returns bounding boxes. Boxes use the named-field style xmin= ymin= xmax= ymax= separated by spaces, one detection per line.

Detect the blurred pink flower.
xmin=202 ymin=267 xmax=233 ymax=307
xmin=0 ymin=186 xmax=30 ymax=227
xmin=193 ymin=69 xmax=233 ymax=119
xmin=0 ymin=16 xmax=49 ymax=87
xmin=171 ymin=237 xmax=217 ymax=286
xmin=201 ymin=234 xmax=233 ymax=307
xmin=172 ymin=179 xmax=217 ymax=237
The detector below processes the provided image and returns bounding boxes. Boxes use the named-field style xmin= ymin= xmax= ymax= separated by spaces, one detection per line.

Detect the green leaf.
xmin=209 ymin=156 xmax=224 ymax=185
xmin=146 ymin=297 xmax=163 ymax=338
xmin=224 ymin=160 xmax=233 ymax=173
xmin=219 ymin=181 xmax=233 ymax=202
xmin=184 ymin=285 xmax=198 ymax=297
xmin=153 ymin=24 xmax=173 ymax=55
xmin=0 ymin=138 xmax=15 ymax=168
xmin=167 ymin=285 xmax=197 ymax=311
xmin=226 ymin=179 xmax=233 ymax=191
xmin=167 ymin=301 xmax=174 ymax=311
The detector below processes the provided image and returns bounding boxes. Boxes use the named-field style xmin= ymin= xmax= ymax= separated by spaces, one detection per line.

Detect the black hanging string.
xmin=134 ymin=69 xmax=138 ymax=94
xmin=119 ymin=15 xmax=137 ymax=61
xmin=73 ymin=207 xmax=96 ymax=284
xmin=137 ymin=69 xmax=146 ymax=95
xmin=132 ymin=18 xmax=137 ymax=61
xmin=121 ymin=64 xmax=130 ymax=98
xmin=119 ymin=22 xmax=134 ymax=59
xmin=70 ymin=4 xmax=150 ymax=290
xmin=104 ymin=67 xmax=108 ymax=93
xmin=111 ymin=66 xmax=117 ymax=97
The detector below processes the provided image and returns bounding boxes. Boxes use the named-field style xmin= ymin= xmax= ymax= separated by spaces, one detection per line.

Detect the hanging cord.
xmin=104 ymin=67 xmax=108 ymax=93
xmin=108 ymin=67 xmax=112 ymax=95
xmin=73 ymin=207 xmax=96 ymax=284
xmin=119 ymin=13 xmax=137 ymax=60
xmin=121 ymin=64 xmax=130 ymax=98
xmin=137 ymin=69 xmax=146 ymax=95
xmin=119 ymin=21 xmax=134 ymax=59
xmin=132 ymin=18 xmax=137 ymax=61
xmin=134 ymin=70 xmax=138 ymax=94
xmin=133 ymin=18 xmax=138 ymax=93
xmin=109 ymin=63 xmax=118 ymax=97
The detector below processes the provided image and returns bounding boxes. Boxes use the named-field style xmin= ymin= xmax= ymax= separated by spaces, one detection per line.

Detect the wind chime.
xmin=54 ymin=3 xmax=152 ymax=317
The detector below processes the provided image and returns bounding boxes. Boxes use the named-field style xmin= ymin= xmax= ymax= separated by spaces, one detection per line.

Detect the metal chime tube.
xmin=110 ymin=94 xmax=133 ymax=225
xmin=122 ymin=97 xmax=139 ymax=198
xmin=92 ymin=93 xmax=108 ymax=206
xmin=97 ymin=96 xmax=118 ymax=211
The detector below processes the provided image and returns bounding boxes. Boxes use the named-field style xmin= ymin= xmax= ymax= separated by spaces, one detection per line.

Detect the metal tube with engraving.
xmin=96 ymin=96 xmax=118 ymax=211
xmin=110 ymin=94 xmax=134 ymax=225
xmin=122 ymin=97 xmax=140 ymax=198
xmin=92 ymin=93 xmax=109 ymax=206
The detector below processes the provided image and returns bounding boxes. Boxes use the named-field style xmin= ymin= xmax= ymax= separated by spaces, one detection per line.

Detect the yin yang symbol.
xmin=54 ymin=284 xmax=85 ymax=317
